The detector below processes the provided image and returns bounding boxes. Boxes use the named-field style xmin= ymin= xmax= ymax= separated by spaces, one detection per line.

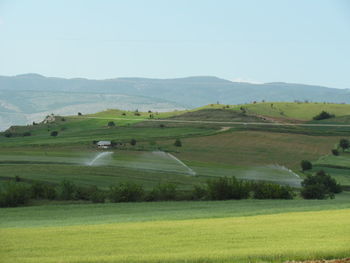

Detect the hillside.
xmin=1 ymin=74 xmax=350 ymax=130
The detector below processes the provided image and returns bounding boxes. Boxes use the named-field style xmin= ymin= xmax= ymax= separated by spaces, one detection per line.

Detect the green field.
xmin=1 ymin=102 xmax=350 ymax=263
xmin=1 ymin=198 xmax=350 ymax=263
xmin=199 ymin=102 xmax=350 ymax=121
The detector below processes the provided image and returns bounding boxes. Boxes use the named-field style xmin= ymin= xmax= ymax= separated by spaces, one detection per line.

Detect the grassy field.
xmin=156 ymin=130 xmax=342 ymax=169
xmin=1 ymin=198 xmax=350 ymax=263
xmin=1 ymin=103 xmax=350 ymax=263
xmin=197 ymin=102 xmax=350 ymax=121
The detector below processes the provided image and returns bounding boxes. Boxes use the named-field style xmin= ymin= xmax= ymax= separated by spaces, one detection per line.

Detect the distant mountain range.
xmin=0 ymin=73 xmax=349 ymax=130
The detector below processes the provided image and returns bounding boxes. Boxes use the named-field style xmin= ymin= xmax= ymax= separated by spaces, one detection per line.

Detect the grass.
xmin=157 ymin=130 xmax=342 ymax=169
xmin=311 ymin=152 xmax=350 ymax=187
xmin=1 ymin=205 xmax=349 ymax=263
xmin=1 ymin=193 xmax=350 ymax=228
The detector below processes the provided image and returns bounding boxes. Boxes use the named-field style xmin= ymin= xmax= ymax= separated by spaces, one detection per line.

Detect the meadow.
xmin=1 ymin=102 xmax=350 ymax=263
xmin=1 ymin=199 xmax=350 ymax=263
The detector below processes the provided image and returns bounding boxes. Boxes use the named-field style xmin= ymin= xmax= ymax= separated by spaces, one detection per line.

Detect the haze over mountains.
xmin=0 ymin=73 xmax=349 ymax=130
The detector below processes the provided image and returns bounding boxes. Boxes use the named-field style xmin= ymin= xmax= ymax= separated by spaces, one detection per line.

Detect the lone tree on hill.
xmin=301 ymin=160 xmax=312 ymax=171
xmin=339 ymin=139 xmax=350 ymax=152
xmin=174 ymin=138 xmax=182 ymax=147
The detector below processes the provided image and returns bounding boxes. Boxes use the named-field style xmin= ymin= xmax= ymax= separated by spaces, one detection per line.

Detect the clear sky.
xmin=0 ymin=0 xmax=349 ymax=88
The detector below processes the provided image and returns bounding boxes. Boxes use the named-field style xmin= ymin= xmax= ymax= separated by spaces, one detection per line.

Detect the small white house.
xmin=97 ymin=141 xmax=112 ymax=149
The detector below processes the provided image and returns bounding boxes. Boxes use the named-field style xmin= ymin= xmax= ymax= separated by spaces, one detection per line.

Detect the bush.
xmin=174 ymin=138 xmax=182 ymax=147
xmin=301 ymin=160 xmax=312 ymax=171
xmin=50 ymin=131 xmax=58 ymax=137
xmin=313 ymin=111 xmax=334 ymax=120
xmin=301 ymin=184 xmax=329 ymax=199
xmin=206 ymin=177 xmax=250 ymax=200
xmin=147 ymin=183 xmax=178 ymax=201
xmin=109 ymin=182 xmax=144 ymax=202
xmin=252 ymin=182 xmax=294 ymax=199
xmin=0 ymin=182 xmax=30 ymax=207
xmin=332 ymin=149 xmax=339 ymax=156
xmin=339 ymin=138 xmax=349 ymax=152
xmin=191 ymin=185 xmax=208 ymax=200
xmin=57 ymin=180 xmax=77 ymax=200
xmin=301 ymin=170 xmax=342 ymax=199
xmin=30 ymin=182 xmax=56 ymax=200
xmin=130 ymin=139 xmax=137 ymax=146
xmin=23 ymin=131 xmax=31 ymax=136
xmin=107 ymin=121 xmax=115 ymax=127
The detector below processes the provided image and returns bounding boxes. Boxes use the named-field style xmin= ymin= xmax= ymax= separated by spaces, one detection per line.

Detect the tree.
xmin=312 ymin=111 xmax=334 ymax=120
xmin=300 ymin=160 xmax=312 ymax=171
xmin=130 ymin=139 xmax=137 ymax=146
xmin=174 ymin=138 xmax=182 ymax=147
xmin=50 ymin=131 xmax=58 ymax=137
xmin=331 ymin=149 xmax=339 ymax=156
xmin=77 ymin=112 xmax=82 ymax=116
xmin=107 ymin=121 xmax=115 ymax=127
xmin=301 ymin=170 xmax=342 ymax=199
xmin=339 ymin=139 xmax=350 ymax=152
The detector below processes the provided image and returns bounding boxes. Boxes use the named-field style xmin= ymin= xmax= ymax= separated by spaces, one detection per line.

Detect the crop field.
xmin=0 ymin=148 xmax=301 ymax=188
xmin=1 ymin=103 xmax=350 ymax=263
xmin=156 ymin=130 xmax=342 ymax=169
xmin=1 ymin=199 xmax=350 ymax=263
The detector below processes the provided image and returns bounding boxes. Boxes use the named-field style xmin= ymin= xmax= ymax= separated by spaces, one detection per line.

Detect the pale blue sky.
xmin=0 ymin=0 xmax=349 ymax=88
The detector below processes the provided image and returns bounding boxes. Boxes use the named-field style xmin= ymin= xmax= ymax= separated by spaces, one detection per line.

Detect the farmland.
xmin=1 ymin=102 xmax=350 ymax=263
xmin=1 ymin=201 xmax=350 ymax=263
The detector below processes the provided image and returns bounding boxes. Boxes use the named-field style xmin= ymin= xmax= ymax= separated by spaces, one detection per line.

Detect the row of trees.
xmin=0 ymin=177 xmax=295 ymax=207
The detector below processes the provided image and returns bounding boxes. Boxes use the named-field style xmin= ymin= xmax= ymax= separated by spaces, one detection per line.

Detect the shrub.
xmin=107 ymin=121 xmax=115 ymax=127
xmin=191 ymin=185 xmax=208 ymax=200
xmin=0 ymin=182 xmax=30 ymax=207
xmin=30 ymin=182 xmax=56 ymax=200
xmin=78 ymin=112 xmax=82 ymax=116
xmin=313 ymin=111 xmax=334 ymax=120
xmin=109 ymin=182 xmax=144 ymax=202
xmin=252 ymin=182 xmax=294 ymax=199
xmin=130 ymin=139 xmax=137 ymax=146
xmin=147 ymin=183 xmax=177 ymax=201
xmin=159 ymin=124 xmax=165 ymax=128
xmin=57 ymin=180 xmax=77 ymax=200
xmin=301 ymin=184 xmax=329 ymax=199
xmin=50 ymin=131 xmax=58 ymax=137
xmin=90 ymin=188 xmax=106 ymax=203
xmin=301 ymin=170 xmax=342 ymax=199
xmin=339 ymin=139 xmax=349 ymax=152
xmin=301 ymin=160 xmax=312 ymax=171
xmin=23 ymin=131 xmax=31 ymax=136
xmin=332 ymin=149 xmax=339 ymax=156
xmin=174 ymin=138 xmax=182 ymax=147
xmin=206 ymin=177 xmax=250 ymax=200
xmin=4 ymin=133 xmax=12 ymax=138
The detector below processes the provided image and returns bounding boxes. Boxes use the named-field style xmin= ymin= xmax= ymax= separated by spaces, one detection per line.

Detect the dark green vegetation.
xmin=0 ymin=176 xmax=295 ymax=207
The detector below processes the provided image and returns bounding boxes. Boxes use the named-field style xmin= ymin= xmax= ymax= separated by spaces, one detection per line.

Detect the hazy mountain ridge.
xmin=0 ymin=74 xmax=349 ymax=130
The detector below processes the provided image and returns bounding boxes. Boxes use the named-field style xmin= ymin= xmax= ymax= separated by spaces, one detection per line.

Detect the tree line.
xmin=1 ymin=171 xmax=342 ymax=208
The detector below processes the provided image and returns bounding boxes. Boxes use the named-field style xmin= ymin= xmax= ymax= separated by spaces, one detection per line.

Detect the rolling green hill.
xmin=199 ymin=102 xmax=350 ymax=121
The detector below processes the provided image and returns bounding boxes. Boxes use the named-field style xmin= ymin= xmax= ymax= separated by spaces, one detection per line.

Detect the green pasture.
xmin=0 ymin=148 xmax=301 ymax=188
xmin=1 ymin=206 xmax=349 ymax=263
xmin=2 ymin=193 xmax=350 ymax=228
xmin=0 ymin=124 xmax=216 ymax=146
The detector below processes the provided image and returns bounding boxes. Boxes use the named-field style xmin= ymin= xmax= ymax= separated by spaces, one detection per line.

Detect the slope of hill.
xmin=1 ymin=74 xmax=350 ymax=130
